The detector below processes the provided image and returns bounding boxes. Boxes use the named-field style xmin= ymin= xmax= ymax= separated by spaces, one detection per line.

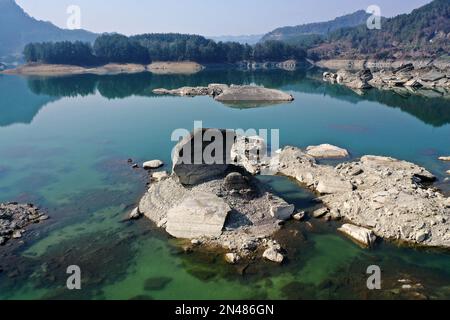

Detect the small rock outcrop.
xmin=153 ymin=84 xmax=294 ymax=102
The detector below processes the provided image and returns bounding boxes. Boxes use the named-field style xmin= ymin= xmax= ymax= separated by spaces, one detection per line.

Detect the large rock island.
xmin=136 ymin=128 xmax=450 ymax=263
xmin=138 ymin=129 xmax=293 ymax=262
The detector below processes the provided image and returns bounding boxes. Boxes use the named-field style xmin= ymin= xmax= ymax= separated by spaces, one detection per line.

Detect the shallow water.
xmin=0 ymin=69 xmax=449 ymax=300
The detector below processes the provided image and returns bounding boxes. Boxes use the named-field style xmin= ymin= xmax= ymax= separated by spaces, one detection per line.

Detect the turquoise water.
xmin=0 ymin=69 xmax=449 ymax=300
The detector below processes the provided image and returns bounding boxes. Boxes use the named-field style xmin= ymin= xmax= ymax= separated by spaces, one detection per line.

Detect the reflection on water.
xmin=0 ymin=69 xmax=449 ymax=300
xmin=4 ymin=69 xmax=447 ymax=127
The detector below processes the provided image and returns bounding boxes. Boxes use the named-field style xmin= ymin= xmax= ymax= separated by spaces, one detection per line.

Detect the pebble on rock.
xmin=293 ymin=211 xmax=306 ymax=221
xmin=262 ymin=247 xmax=284 ymax=264
xmin=225 ymin=253 xmax=240 ymax=264
xmin=313 ymin=207 xmax=329 ymax=218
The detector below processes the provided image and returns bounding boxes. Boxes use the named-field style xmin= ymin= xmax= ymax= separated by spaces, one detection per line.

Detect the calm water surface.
xmin=0 ymin=69 xmax=449 ymax=300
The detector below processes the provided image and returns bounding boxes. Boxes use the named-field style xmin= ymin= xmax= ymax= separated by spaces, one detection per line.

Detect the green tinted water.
xmin=0 ymin=69 xmax=449 ymax=300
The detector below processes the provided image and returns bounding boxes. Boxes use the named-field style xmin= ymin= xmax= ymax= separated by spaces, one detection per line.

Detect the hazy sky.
xmin=16 ymin=0 xmax=433 ymax=36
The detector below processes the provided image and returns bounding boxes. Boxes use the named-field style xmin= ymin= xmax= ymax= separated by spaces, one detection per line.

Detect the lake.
xmin=0 ymin=69 xmax=449 ymax=300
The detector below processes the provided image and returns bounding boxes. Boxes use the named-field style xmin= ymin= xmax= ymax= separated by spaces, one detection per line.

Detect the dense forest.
xmin=23 ymin=33 xmax=306 ymax=66
xmin=308 ymin=0 xmax=450 ymax=59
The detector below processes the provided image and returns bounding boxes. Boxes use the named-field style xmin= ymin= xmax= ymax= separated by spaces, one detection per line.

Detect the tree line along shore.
xmin=20 ymin=33 xmax=307 ymax=67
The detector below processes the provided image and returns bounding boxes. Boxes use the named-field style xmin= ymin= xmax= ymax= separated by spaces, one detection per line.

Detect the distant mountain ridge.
xmin=310 ymin=0 xmax=450 ymax=59
xmin=0 ymin=0 xmax=97 ymax=59
xmin=261 ymin=10 xmax=371 ymax=43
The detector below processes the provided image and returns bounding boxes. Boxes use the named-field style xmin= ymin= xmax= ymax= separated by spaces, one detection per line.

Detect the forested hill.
xmin=0 ymin=0 xmax=97 ymax=58
xmin=261 ymin=10 xmax=371 ymax=44
xmin=309 ymin=0 xmax=450 ymax=59
xmin=23 ymin=33 xmax=308 ymax=66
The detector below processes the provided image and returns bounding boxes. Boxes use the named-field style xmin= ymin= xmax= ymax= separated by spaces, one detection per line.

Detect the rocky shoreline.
xmin=322 ymin=63 xmax=450 ymax=94
xmin=1 ymin=61 xmax=204 ymax=76
xmin=0 ymin=203 xmax=48 ymax=246
xmin=135 ymin=129 xmax=450 ymax=264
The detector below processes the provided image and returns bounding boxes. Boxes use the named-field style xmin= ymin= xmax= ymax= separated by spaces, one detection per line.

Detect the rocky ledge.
xmin=269 ymin=147 xmax=450 ymax=247
xmin=0 ymin=203 xmax=48 ymax=246
xmin=153 ymin=84 xmax=294 ymax=102
xmin=323 ymin=64 xmax=450 ymax=94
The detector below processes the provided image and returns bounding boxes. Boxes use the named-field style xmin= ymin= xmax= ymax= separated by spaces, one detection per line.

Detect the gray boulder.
xmin=172 ymin=128 xmax=236 ymax=185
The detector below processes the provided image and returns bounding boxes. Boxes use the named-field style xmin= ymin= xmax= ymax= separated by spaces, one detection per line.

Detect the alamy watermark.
xmin=66 ymin=265 xmax=81 ymax=290
xmin=367 ymin=265 xmax=382 ymax=290
xmin=66 ymin=5 xmax=82 ymax=30
xmin=366 ymin=5 xmax=382 ymax=30
xmin=170 ymin=121 xmax=280 ymax=174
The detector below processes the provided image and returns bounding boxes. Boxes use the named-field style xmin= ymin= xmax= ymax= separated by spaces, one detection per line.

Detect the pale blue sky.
xmin=17 ymin=0 xmax=433 ymax=36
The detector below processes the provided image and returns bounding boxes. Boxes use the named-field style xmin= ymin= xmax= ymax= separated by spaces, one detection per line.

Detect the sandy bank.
xmin=1 ymin=61 xmax=204 ymax=76
xmin=147 ymin=61 xmax=203 ymax=74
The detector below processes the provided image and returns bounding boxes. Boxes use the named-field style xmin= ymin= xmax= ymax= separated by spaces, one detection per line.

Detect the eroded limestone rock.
xmin=166 ymin=192 xmax=231 ymax=239
xmin=338 ymin=224 xmax=377 ymax=247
